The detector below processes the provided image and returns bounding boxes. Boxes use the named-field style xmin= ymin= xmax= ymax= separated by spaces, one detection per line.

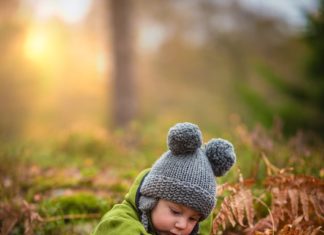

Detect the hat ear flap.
xmin=205 ymin=138 xmax=236 ymax=177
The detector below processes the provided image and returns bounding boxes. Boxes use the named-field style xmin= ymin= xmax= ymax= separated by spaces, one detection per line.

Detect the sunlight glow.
xmin=24 ymin=29 xmax=49 ymax=61
xmin=96 ymin=52 xmax=109 ymax=75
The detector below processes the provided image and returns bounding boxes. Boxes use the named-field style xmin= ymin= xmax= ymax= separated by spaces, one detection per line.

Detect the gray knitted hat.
xmin=139 ymin=122 xmax=236 ymax=225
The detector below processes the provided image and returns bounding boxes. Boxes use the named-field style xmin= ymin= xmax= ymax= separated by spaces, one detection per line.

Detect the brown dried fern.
xmin=276 ymin=216 xmax=322 ymax=235
xmin=212 ymin=155 xmax=324 ymax=235
xmin=0 ymin=200 xmax=43 ymax=235
xmin=212 ymin=171 xmax=255 ymax=234
xmin=253 ymin=155 xmax=324 ymax=234
xmin=264 ymin=173 xmax=324 ymax=225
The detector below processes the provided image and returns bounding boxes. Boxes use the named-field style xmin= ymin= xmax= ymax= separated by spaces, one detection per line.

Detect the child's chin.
xmin=157 ymin=231 xmax=177 ymax=235
xmin=168 ymin=232 xmax=180 ymax=235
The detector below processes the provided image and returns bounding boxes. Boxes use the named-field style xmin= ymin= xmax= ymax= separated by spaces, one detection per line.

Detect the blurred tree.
xmin=124 ymin=0 xmax=321 ymax=135
xmin=0 ymin=0 xmax=32 ymax=141
xmin=304 ymin=0 xmax=324 ymax=133
xmin=0 ymin=0 xmax=19 ymax=20
xmin=110 ymin=0 xmax=137 ymax=128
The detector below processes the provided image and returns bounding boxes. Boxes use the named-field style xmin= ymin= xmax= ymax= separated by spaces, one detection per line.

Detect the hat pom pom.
xmin=205 ymin=138 xmax=236 ymax=177
xmin=167 ymin=122 xmax=202 ymax=155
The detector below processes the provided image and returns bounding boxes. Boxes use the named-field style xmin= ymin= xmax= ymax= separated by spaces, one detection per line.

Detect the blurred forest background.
xmin=1 ymin=0 xmax=323 ymax=140
xmin=0 ymin=0 xmax=323 ymax=234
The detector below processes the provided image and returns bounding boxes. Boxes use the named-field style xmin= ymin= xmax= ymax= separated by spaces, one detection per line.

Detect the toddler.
xmin=93 ymin=122 xmax=236 ymax=235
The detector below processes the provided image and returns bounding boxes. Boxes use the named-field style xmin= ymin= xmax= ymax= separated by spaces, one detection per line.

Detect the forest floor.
xmin=0 ymin=121 xmax=323 ymax=235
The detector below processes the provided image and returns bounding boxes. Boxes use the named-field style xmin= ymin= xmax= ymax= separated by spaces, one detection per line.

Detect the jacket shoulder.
xmin=92 ymin=214 xmax=150 ymax=235
xmin=93 ymin=201 xmax=151 ymax=235
xmin=93 ymin=169 xmax=151 ymax=235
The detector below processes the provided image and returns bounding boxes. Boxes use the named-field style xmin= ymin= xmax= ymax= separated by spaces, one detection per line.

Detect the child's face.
xmin=151 ymin=199 xmax=201 ymax=235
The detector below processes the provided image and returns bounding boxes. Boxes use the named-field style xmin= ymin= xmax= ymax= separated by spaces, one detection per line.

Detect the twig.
xmin=261 ymin=152 xmax=280 ymax=176
xmin=44 ymin=213 xmax=101 ymax=222
xmin=253 ymin=196 xmax=275 ymax=235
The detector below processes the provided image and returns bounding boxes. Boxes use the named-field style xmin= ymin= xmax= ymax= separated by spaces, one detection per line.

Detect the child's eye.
xmin=170 ymin=208 xmax=181 ymax=215
xmin=189 ymin=217 xmax=199 ymax=222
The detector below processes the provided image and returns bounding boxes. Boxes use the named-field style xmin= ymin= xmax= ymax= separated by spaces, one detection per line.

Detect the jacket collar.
xmin=124 ymin=168 xmax=151 ymax=213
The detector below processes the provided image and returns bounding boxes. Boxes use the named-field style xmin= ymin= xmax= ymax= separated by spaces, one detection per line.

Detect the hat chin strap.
xmin=138 ymin=195 xmax=157 ymax=231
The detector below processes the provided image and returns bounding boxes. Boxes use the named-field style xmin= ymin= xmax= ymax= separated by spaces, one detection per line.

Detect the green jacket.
xmin=92 ymin=169 xmax=213 ymax=235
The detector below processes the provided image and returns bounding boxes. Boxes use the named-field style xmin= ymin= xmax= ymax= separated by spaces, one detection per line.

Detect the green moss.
xmin=108 ymin=182 xmax=128 ymax=194
xmin=27 ymin=176 xmax=80 ymax=201
xmin=80 ymin=166 xmax=98 ymax=179
xmin=40 ymin=193 xmax=113 ymax=217
xmin=120 ymin=170 xmax=138 ymax=180
xmin=37 ymin=193 xmax=111 ymax=234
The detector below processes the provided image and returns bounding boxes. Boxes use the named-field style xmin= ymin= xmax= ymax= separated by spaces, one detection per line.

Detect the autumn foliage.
xmin=212 ymin=159 xmax=323 ymax=235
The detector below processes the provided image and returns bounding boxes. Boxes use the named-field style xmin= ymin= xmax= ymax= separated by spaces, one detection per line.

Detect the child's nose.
xmin=175 ymin=217 xmax=188 ymax=229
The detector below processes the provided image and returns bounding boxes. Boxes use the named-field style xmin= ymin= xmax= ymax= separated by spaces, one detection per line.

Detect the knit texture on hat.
xmin=141 ymin=149 xmax=216 ymax=219
xmin=139 ymin=122 xmax=236 ymax=229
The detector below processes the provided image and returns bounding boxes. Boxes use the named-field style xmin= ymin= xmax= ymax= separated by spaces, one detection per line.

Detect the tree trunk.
xmin=110 ymin=0 xmax=137 ymax=128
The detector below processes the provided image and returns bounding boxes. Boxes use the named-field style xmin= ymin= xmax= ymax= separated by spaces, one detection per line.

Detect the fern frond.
xmin=277 ymin=215 xmax=322 ymax=235
xmin=212 ymin=158 xmax=323 ymax=234
xmin=309 ymin=190 xmax=324 ymax=221
xmin=213 ymin=176 xmax=255 ymax=234
xmin=233 ymin=190 xmax=246 ymax=227
xmin=243 ymin=189 xmax=254 ymax=228
xmin=299 ymin=189 xmax=309 ymax=221
xmin=288 ymin=188 xmax=299 ymax=219
xmin=223 ymin=197 xmax=236 ymax=227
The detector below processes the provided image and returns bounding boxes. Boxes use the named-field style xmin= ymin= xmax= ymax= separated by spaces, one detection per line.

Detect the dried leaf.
xmin=0 ymin=204 xmax=20 ymax=235
xmin=309 ymin=226 xmax=322 ymax=235
xmin=304 ymin=226 xmax=315 ymax=235
xmin=1 ymin=216 xmax=19 ymax=235
xmin=309 ymin=190 xmax=324 ymax=221
xmin=223 ymin=197 xmax=236 ymax=227
xmin=213 ymin=210 xmax=227 ymax=233
xmin=292 ymin=215 xmax=304 ymax=226
xmin=278 ymin=224 xmax=292 ymax=235
xmin=213 ymin=162 xmax=323 ymax=234
xmin=216 ymin=183 xmax=229 ymax=196
xmin=22 ymin=201 xmax=43 ymax=235
xmin=213 ymin=174 xmax=255 ymax=232
xmin=246 ymin=216 xmax=273 ymax=235
xmin=288 ymin=189 xmax=299 ymax=219
xmin=232 ymin=191 xmax=245 ymax=227
xmin=299 ymin=189 xmax=309 ymax=221
xmin=271 ymin=187 xmax=287 ymax=223
xmin=242 ymin=189 xmax=254 ymax=228
xmin=220 ymin=213 xmax=227 ymax=231
xmin=278 ymin=224 xmax=305 ymax=235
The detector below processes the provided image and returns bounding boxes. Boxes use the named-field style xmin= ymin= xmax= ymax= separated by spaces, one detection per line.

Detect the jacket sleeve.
xmin=92 ymin=216 xmax=149 ymax=235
